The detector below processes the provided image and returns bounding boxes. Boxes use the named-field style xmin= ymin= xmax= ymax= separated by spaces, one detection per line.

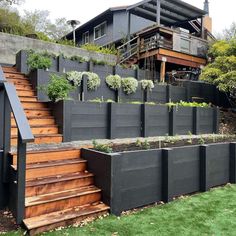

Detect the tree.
xmin=200 ymin=39 xmax=236 ymax=104
xmin=0 ymin=0 xmax=24 ymax=5
xmin=22 ymin=9 xmax=71 ymax=40
xmin=222 ymin=22 xmax=236 ymax=41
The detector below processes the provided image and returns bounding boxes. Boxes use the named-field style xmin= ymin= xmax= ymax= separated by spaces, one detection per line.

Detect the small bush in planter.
xmin=105 ymin=74 xmax=122 ymax=91
xmin=83 ymin=72 xmax=101 ymax=91
xmin=27 ymin=52 xmax=52 ymax=71
xmin=66 ymin=71 xmax=83 ymax=86
xmin=121 ymin=77 xmax=138 ymax=95
xmin=140 ymin=79 xmax=154 ymax=91
xmin=40 ymin=74 xmax=75 ymax=102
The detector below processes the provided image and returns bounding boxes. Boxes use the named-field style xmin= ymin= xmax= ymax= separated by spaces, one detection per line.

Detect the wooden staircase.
xmin=2 ymin=66 xmax=109 ymax=235
xmin=2 ymin=66 xmax=63 ymax=145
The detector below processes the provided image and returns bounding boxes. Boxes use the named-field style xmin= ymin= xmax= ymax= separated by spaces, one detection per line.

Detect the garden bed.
xmin=82 ymin=140 xmax=236 ymax=215
xmin=108 ymin=135 xmax=236 ymax=153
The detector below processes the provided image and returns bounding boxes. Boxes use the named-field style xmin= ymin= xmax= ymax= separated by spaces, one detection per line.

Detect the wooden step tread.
xmin=11 ymin=124 xmax=58 ymax=129
xmin=25 ymin=186 xmax=101 ymax=207
xmin=6 ymin=75 xmax=28 ymax=79
xmin=23 ymin=203 xmax=109 ymax=230
xmin=11 ymin=133 xmax=62 ymax=139
xmin=26 ymin=172 xmax=94 ymax=187
xmin=13 ymin=158 xmax=86 ymax=170
xmin=11 ymin=147 xmax=80 ymax=156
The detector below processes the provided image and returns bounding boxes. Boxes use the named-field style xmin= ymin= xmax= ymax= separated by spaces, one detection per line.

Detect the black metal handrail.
xmin=0 ymin=65 xmax=34 ymax=224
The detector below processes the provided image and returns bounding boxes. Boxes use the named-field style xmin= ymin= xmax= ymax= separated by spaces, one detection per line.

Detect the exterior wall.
xmin=173 ymin=32 xmax=207 ymax=57
xmin=76 ymin=15 xmax=113 ymax=46
xmin=76 ymin=10 xmax=155 ymax=46
xmin=113 ymin=11 xmax=154 ymax=43
xmin=0 ymin=32 xmax=117 ymax=65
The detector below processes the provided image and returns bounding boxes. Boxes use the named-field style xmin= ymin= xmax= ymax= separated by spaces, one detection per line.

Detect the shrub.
xmin=166 ymin=101 xmax=210 ymax=108
xmin=41 ymin=74 xmax=74 ymax=102
xmin=121 ymin=77 xmax=138 ymax=95
xmin=27 ymin=52 xmax=52 ymax=70
xmin=140 ymin=79 xmax=154 ymax=91
xmin=80 ymin=43 xmax=117 ymax=55
xmin=66 ymin=71 xmax=82 ymax=86
xmin=92 ymin=140 xmax=113 ymax=153
xmin=83 ymin=72 xmax=101 ymax=91
xmin=105 ymin=74 xmax=122 ymax=91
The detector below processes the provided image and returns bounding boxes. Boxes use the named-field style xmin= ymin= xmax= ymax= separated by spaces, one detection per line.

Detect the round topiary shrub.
xmin=121 ymin=77 xmax=138 ymax=95
xmin=66 ymin=71 xmax=83 ymax=86
xmin=140 ymin=79 xmax=155 ymax=91
xmin=105 ymin=74 xmax=122 ymax=91
xmin=83 ymin=72 xmax=101 ymax=91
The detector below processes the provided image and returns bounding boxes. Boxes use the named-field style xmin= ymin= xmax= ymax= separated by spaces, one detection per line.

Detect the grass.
xmin=4 ymin=184 xmax=236 ymax=236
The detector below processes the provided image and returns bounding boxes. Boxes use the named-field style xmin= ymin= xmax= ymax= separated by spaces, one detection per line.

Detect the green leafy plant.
xmin=80 ymin=43 xmax=117 ymax=55
xmin=198 ymin=136 xmax=205 ymax=145
xmin=166 ymin=101 xmax=210 ymax=108
xmin=142 ymin=139 xmax=151 ymax=150
xmin=135 ymin=139 xmax=150 ymax=150
xmin=121 ymin=77 xmax=138 ymax=95
xmin=135 ymin=139 xmax=142 ymax=148
xmin=66 ymin=71 xmax=82 ymax=86
xmin=40 ymin=74 xmax=74 ymax=102
xmin=92 ymin=140 xmax=113 ymax=153
xmin=69 ymin=55 xmax=88 ymax=62
xmin=105 ymin=74 xmax=122 ymax=91
xmin=27 ymin=51 xmax=52 ymax=70
xmin=140 ymin=80 xmax=154 ymax=91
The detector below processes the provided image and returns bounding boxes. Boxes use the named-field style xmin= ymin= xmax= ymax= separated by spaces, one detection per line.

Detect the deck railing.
xmin=0 ymin=65 xmax=34 ymax=224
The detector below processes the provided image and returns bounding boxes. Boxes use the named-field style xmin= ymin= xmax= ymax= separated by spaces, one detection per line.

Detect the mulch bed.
xmin=111 ymin=136 xmax=236 ymax=152
xmin=0 ymin=209 xmax=19 ymax=233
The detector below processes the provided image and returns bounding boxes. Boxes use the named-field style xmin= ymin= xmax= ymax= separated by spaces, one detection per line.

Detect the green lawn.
xmin=5 ymin=184 xmax=236 ymax=236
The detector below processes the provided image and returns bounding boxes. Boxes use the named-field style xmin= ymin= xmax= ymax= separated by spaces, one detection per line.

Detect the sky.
xmin=18 ymin=0 xmax=236 ymax=35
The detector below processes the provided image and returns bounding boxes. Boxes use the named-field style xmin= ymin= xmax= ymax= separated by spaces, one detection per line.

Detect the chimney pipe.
xmin=204 ymin=0 xmax=209 ymax=15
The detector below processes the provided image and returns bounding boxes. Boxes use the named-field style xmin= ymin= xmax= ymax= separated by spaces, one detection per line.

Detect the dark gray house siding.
xmin=113 ymin=11 xmax=154 ymax=43
xmin=70 ymin=9 xmax=155 ymax=46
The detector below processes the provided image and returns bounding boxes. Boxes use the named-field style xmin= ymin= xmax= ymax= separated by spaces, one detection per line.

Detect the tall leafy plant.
xmin=41 ymin=74 xmax=74 ymax=102
xmin=27 ymin=51 xmax=52 ymax=70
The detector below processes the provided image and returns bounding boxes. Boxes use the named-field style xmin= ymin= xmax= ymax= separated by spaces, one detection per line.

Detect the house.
xmin=66 ymin=0 xmax=213 ymax=82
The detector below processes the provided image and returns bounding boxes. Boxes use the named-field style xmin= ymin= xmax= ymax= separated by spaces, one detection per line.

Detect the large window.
xmin=82 ymin=31 xmax=89 ymax=44
xmin=94 ymin=21 xmax=107 ymax=40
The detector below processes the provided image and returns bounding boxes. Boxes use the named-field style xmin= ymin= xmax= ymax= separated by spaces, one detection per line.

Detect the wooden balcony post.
xmin=160 ymin=60 xmax=166 ymax=83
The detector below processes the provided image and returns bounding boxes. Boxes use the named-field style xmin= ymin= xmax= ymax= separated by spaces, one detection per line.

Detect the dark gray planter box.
xmin=146 ymin=85 xmax=167 ymax=103
xmin=82 ymin=75 xmax=117 ymax=102
xmin=115 ymin=66 xmax=136 ymax=78
xmin=50 ymin=101 xmax=108 ymax=142
xmin=29 ymin=69 xmax=81 ymax=102
xmin=82 ymin=142 xmax=236 ymax=213
xmin=92 ymin=64 xmax=114 ymax=79
xmin=201 ymin=143 xmax=231 ymax=190
xmin=82 ymin=148 xmax=162 ymax=215
xmin=170 ymin=85 xmax=186 ymax=103
xmin=16 ymin=50 xmax=58 ymax=74
xmin=170 ymin=106 xmax=194 ymax=135
xmin=112 ymin=103 xmax=142 ymax=138
xmin=16 ymin=50 xmax=29 ymax=74
xmin=119 ymin=83 xmax=144 ymax=103
xmin=143 ymin=104 xmax=169 ymax=137
xmin=163 ymin=146 xmax=200 ymax=202
xmin=58 ymin=56 xmax=89 ymax=73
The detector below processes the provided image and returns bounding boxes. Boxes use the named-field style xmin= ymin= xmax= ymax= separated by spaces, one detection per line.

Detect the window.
xmin=94 ymin=22 xmax=107 ymax=40
xmin=82 ymin=31 xmax=89 ymax=44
